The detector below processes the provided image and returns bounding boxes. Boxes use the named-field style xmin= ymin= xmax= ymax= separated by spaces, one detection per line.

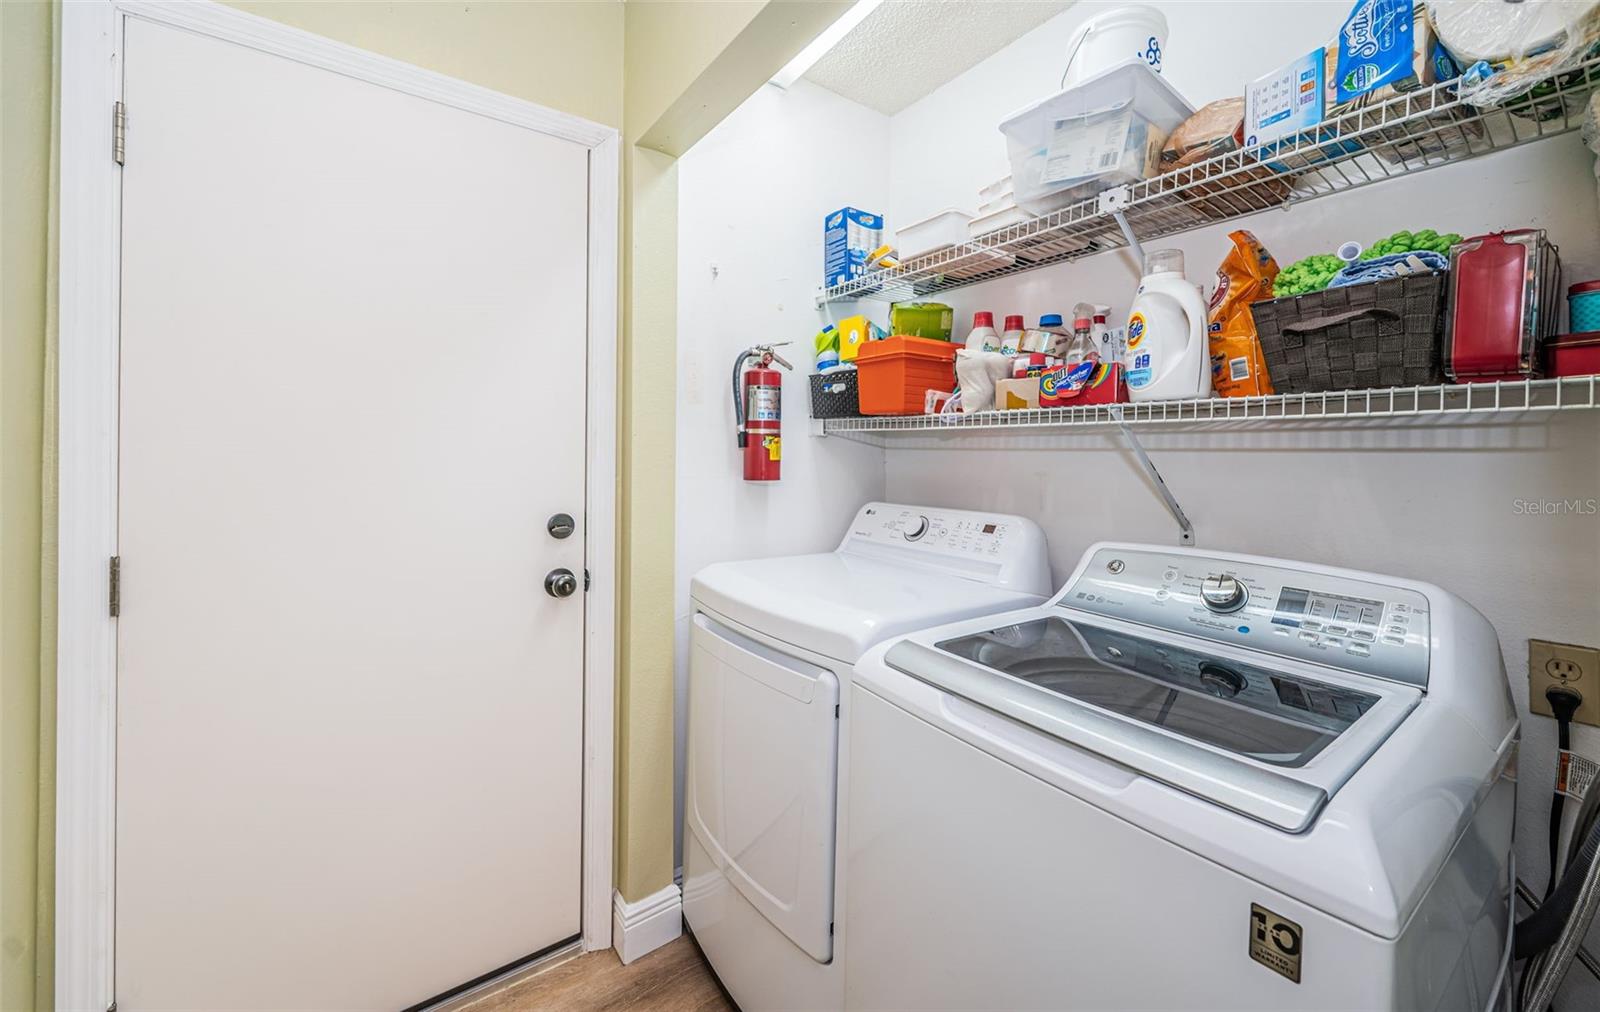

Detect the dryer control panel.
xmin=839 ymin=502 xmax=1052 ymax=595
xmin=1059 ymin=546 xmax=1431 ymax=688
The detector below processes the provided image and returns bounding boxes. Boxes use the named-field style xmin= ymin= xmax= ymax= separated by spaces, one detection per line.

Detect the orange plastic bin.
xmin=855 ymin=336 xmax=957 ymax=414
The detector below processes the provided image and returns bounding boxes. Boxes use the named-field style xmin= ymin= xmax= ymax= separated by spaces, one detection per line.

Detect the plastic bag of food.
xmin=1207 ymin=230 xmax=1280 ymax=397
xmin=1432 ymin=0 xmax=1600 ymax=111
xmin=954 ymin=349 xmax=1013 ymax=413
xmin=1160 ymin=98 xmax=1245 ymax=170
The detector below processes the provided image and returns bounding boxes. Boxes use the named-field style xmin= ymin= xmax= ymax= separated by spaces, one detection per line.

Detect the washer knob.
xmin=1198 ymin=662 xmax=1247 ymax=698
xmin=1200 ymin=574 xmax=1248 ymax=613
xmin=904 ymin=516 xmax=930 ymax=541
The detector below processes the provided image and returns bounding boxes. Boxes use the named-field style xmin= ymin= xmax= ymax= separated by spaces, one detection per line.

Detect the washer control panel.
xmin=847 ymin=504 xmax=1016 ymax=558
xmin=1060 ymin=547 xmax=1431 ymax=687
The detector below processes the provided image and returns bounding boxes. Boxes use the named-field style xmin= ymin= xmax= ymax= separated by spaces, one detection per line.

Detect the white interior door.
xmin=114 ymin=17 xmax=591 ymax=1010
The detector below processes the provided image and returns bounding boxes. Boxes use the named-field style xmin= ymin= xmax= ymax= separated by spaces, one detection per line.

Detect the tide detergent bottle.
xmin=1124 ymin=249 xmax=1211 ymax=401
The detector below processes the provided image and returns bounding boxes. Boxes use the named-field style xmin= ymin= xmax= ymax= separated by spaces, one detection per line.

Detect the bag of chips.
xmin=1207 ymin=230 xmax=1280 ymax=397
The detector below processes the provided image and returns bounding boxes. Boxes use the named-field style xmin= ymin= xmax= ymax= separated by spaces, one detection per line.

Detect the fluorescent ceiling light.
xmin=769 ymin=0 xmax=884 ymax=89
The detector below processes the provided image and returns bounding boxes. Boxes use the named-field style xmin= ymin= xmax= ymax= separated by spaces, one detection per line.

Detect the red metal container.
xmin=1442 ymin=229 xmax=1562 ymax=382
xmin=1544 ymin=332 xmax=1600 ymax=377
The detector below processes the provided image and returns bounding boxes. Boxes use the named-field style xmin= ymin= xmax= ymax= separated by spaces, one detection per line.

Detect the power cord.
xmin=1545 ymin=684 xmax=1583 ymax=900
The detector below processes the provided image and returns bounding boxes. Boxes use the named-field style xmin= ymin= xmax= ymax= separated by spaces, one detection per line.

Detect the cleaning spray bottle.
xmin=1125 ymin=249 xmax=1211 ymax=401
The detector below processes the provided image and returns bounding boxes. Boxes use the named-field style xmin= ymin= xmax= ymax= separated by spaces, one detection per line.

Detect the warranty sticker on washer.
xmin=1249 ymin=903 xmax=1302 ymax=983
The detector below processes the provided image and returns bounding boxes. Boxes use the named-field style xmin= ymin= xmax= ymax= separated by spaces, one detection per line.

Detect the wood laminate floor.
xmin=460 ymin=935 xmax=737 ymax=1012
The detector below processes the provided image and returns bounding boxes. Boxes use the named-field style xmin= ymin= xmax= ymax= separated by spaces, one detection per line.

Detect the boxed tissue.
xmin=1244 ymin=49 xmax=1326 ymax=148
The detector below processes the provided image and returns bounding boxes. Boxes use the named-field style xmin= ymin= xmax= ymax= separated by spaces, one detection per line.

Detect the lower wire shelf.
xmin=816 ymin=377 xmax=1600 ymax=445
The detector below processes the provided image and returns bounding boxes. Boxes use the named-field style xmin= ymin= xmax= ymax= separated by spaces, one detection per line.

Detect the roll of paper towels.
xmin=1432 ymin=0 xmax=1600 ymax=64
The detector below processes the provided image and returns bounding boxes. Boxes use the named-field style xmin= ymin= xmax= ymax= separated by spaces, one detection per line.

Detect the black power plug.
xmin=1544 ymin=683 xmax=1584 ymax=901
xmin=1547 ymin=683 xmax=1584 ymax=724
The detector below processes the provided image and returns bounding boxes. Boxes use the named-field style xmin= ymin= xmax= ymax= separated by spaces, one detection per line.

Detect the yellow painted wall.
xmin=2 ymin=3 xmax=54 ymax=1009
xmin=225 ymin=1 xmax=625 ymax=129
xmin=613 ymin=2 xmax=851 ymax=905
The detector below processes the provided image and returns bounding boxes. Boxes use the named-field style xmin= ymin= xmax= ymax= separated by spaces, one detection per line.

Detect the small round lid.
xmin=1039 ymin=314 xmax=1064 ymax=327
xmin=1144 ymin=248 xmax=1185 ymax=275
xmin=973 ymin=311 xmax=995 ymax=328
xmin=1004 ymin=314 xmax=1025 ymax=330
xmin=1569 ymin=280 xmax=1600 ymax=296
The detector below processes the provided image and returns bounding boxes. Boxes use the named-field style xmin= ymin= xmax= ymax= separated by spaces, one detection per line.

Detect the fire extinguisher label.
xmin=764 ymin=435 xmax=781 ymax=461
xmin=748 ymin=386 xmax=781 ymax=421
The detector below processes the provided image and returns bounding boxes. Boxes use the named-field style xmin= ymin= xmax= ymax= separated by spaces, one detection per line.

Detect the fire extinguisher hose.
xmin=731 ymin=350 xmax=754 ymax=449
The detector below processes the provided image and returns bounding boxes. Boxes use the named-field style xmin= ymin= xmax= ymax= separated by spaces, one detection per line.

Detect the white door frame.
xmin=56 ymin=2 xmax=619 ymax=1007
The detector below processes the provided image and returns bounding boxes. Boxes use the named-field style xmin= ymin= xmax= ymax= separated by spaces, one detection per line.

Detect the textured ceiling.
xmin=805 ymin=0 xmax=1076 ymax=115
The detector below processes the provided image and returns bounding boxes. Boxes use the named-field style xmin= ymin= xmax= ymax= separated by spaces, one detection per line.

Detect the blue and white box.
xmin=824 ymin=207 xmax=882 ymax=287
xmin=1244 ymin=49 xmax=1326 ymax=148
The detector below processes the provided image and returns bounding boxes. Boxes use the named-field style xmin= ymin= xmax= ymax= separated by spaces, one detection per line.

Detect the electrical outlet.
xmin=1528 ymin=639 xmax=1600 ymax=727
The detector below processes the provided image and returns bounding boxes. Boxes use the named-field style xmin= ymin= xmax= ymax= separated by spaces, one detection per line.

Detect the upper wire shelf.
xmin=818 ymin=58 xmax=1600 ymax=305
xmin=817 ymin=377 xmax=1600 ymax=445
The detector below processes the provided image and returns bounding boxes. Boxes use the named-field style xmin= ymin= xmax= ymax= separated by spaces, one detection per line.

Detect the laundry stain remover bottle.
xmin=1124 ymin=248 xmax=1211 ymax=401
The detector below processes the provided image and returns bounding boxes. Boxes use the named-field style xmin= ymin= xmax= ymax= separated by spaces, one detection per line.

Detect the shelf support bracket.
xmin=1098 ymin=186 xmax=1144 ymax=266
xmin=1110 ymin=408 xmax=1194 ymax=546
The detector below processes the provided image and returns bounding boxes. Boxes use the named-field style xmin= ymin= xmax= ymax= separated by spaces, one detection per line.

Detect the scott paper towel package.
xmin=1331 ymin=0 xmax=1458 ymax=108
xmin=824 ymin=207 xmax=883 ymax=287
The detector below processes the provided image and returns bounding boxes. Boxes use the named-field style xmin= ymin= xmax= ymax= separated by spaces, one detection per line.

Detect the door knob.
xmin=545 ymin=568 xmax=579 ymax=598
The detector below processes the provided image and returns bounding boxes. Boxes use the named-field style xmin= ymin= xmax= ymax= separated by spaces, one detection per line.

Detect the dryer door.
xmin=687 ymin=613 xmax=839 ymax=962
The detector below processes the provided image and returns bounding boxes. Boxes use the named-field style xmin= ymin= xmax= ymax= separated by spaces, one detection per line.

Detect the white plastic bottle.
xmin=1000 ymin=314 xmax=1026 ymax=354
xmin=1124 ymin=249 xmax=1211 ymax=401
xmin=965 ymin=311 xmax=1000 ymax=352
xmin=1091 ymin=304 xmax=1115 ymax=358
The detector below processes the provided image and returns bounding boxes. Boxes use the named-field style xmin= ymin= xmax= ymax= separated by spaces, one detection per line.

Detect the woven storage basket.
xmin=1248 ymin=271 xmax=1447 ymax=393
xmin=809 ymin=371 xmax=862 ymax=419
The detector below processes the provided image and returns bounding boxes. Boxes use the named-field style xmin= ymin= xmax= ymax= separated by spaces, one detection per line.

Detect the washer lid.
xmin=692 ymin=553 xmax=1046 ymax=664
xmin=885 ymin=612 xmax=1419 ymax=832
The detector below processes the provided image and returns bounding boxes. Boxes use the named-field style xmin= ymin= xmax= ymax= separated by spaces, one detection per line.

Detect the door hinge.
xmin=112 ymin=101 xmax=126 ymax=165
xmin=109 ymin=556 xmax=121 ymax=617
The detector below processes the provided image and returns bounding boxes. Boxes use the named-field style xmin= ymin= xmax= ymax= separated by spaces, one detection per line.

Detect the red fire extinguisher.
xmin=732 ymin=343 xmax=792 ymax=482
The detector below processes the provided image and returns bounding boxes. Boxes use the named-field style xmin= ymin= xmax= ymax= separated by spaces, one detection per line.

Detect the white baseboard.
xmin=612 ymin=883 xmax=682 ymax=965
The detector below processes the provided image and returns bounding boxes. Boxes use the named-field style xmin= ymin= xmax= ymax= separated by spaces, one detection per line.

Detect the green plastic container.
xmin=890 ymin=302 xmax=953 ymax=342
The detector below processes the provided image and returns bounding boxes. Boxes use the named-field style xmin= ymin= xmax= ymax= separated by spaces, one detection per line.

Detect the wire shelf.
xmin=819 ymin=58 xmax=1600 ymax=305
xmin=817 ymin=377 xmax=1600 ymax=444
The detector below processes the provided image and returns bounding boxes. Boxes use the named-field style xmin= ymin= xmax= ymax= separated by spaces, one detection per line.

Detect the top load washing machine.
xmin=847 ymin=542 xmax=1518 ymax=1012
xmin=683 ymin=502 xmax=1052 ymax=1011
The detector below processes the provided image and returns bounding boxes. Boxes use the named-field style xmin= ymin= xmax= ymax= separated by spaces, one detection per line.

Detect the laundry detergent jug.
xmin=1125 ymin=249 xmax=1210 ymax=401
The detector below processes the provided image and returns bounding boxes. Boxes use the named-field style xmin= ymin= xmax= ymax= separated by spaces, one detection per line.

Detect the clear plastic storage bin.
xmin=999 ymin=60 xmax=1193 ymax=216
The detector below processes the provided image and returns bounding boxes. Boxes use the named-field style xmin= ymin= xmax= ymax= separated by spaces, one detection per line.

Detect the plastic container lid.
xmin=1004 ymin=315 xmax=1025 ymax=331
xmin=973 ymin=311 xmax=995 ymax=328
xmin=1144 ymin=249 xmax=1185 ymax=276
xmin=1040 ymin=314 xmax=1064 ymax=327
xmin=1569 ymin=281 xmax=1600 ymax=296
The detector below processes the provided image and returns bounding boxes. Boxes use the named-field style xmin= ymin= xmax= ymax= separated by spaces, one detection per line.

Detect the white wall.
xmin=883 ymin=3 xmax=1600 ymax=1006
xmin=675 ymin=4 xmax=1600 ymax=1001
xmin=673 ymin=79 xmax=889 ymax=864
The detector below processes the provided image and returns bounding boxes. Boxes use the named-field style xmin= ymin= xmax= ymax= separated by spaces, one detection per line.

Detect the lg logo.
xmin=1249 ymin=903 xmax=1303 ymax=984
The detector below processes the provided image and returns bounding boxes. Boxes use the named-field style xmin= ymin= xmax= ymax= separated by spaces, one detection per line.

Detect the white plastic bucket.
xmin=1061 ymin=6 xmax=1168 ymax=88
